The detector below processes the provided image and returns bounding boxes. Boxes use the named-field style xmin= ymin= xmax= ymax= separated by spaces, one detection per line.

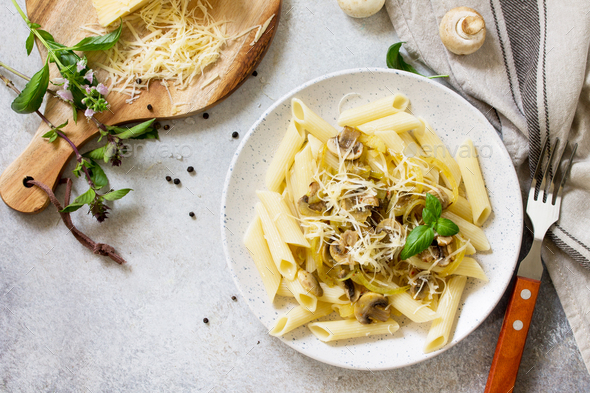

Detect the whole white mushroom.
xmin=439 ymin=7 xmax=486 ymax=55
xmin=337 ymin=0 xmax=385 ymax=19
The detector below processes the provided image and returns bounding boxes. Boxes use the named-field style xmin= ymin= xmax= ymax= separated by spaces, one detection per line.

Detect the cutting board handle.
xmin=0 ymin=98 xmax=98 ymax=213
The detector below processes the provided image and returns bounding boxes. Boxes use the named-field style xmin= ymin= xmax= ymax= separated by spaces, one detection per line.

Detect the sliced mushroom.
xmin=439 ymin=7 xmax=486 ymax=55
xmin=341 ymin=197 xmax=372 ymax=223
xmin=343 ymin=279 xmax=361 ymax=302
xmin=297 ymin=270 xmax=323 ymax=297
xmin=327 ymin=126 xmax=364 ymax=160
xmin=436 ymin=235 xmax=453 ymax=246
xmin=298 ymin=182 xmax=327 ymax=216
xmin=330 ymin=230 xmax=359 ymax=264
xmin=410 ymin=278 xmax=429 ymax=300
xmin=376 ymin=218 xmax=405 ymax=238
xmin=428 ymin=187 xmax=450 ymax=209
xmin=354 ymin=292 xmax=390 ymax=324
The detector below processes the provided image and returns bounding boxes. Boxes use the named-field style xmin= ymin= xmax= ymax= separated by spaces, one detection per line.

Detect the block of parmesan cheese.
xmin=92 ymin=0 xmax=150 ymax=26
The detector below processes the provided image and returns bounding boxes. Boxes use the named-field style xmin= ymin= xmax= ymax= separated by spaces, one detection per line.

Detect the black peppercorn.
xmin=166 ymin=176 xmax=172 ymax=182
xmin=187 ymin=166 xmax=194 ymax=173
xmin=231 ymin=296 xmax=237 ymax=301
xmin=147 ymin=104 xmax=153 ymax=111
xmin=136 ymin=78 xmax=142 ymax=84
xmin=173 ymin=178 xmax=180 ymax=185
xmin=203 ymin=113 xmax=209 ymax=119
xmin=252 ymin=71 xmax=258 ymax=77
xmin=189 ymin=212 xmax=195 ymax=217
xmin=232 ymin=131 xmax=239 ymax=139
xmin=203 ymin=318 xmax=209 ymax=324
xmin=163 ymin=125 xmax=170 ymax=130
xmin=154 ymin=122 xmax=161 ymax=129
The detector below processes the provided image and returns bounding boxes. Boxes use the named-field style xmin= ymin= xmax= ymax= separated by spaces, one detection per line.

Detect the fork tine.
xmin=548 ymin=141 xmax=569 ymax=203
xmin=539 ymin=138 xmax=559 ymax=202
xmin=556 ymin=143 xmax=578 ymax=201
xmin=531 ymin=138 xmax=550 ymax=193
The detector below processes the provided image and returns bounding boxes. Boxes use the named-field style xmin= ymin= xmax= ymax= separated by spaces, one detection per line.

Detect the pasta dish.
xmin=244 ymin=93 xmax=492 ymax=353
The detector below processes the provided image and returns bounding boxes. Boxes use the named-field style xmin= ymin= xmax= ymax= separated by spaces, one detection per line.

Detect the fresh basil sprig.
xmin=400 ymin=193 xmax=459 ymax=260
xmin=10 ymin=63 xmax=49 ymax=114
xmin=386 ymin=42 xmax=448 ymax=80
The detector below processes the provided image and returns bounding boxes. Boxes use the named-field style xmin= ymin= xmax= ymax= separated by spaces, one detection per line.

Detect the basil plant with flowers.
xmin=2 ymin=0 xmax=159 ymax=223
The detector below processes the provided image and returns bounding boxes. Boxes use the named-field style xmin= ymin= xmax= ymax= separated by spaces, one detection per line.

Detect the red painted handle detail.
xmin=485 ymin=276 xmax=541 ymax=393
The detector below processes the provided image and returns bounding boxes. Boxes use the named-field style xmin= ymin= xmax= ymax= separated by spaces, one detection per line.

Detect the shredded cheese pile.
xmin=93 ymin=0 xmax=234 ymax=103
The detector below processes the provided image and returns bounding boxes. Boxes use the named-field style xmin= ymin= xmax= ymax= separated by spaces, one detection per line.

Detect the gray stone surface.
xmin=0 ymin=1 xmax=589 ymax=391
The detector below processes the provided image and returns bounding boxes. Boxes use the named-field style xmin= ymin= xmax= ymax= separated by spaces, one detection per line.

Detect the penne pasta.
xmin=318 ymin=283 xmax=349 ymax=304
xmin=442 ymin=211 xmax=490 ymax=251
xmin=455 ymin=139 xmax=492 ymax=226
xmin=292 ymin=98 xmax=338 ymax=143
xmin=307 ymin=134 xmax=324 ymax=160
xmin=308 ymin=319 xmax=400 ymax=342
xmin=337 ymin=94 xmax=409 ymax=127
xmin=270 ymin=302 xmax=333 ymax=337
xmin=265 ymin=120 xmax=305 ymax=192
xmin=424 ymin=275 xmax=467 ymax=353
xmin=243 ymin=215 xmax=281 ymax=302
xmin=256 ymin=202 xmax=298 ymax=280
xmin=276 ymin=278 xmax=294 ymax=297
xmin=387 ymin=292 xmax=439 ymax=323
xmin=413 ymin=118 xmax=462 ymax=187
xmin=407 ymin=256 xmax=488 ymax=281
xmin=293 ymin=144 xmax=315 ymax=201
xmin=358 ymin=112 xmax=421 ymax=135
xmin=285 ymin=275 xmax=319 ymax=312
xmin=375 ymin=130 xmax=408 ymax=154
xmin=257 ymin=190 xmax=309 ymax=248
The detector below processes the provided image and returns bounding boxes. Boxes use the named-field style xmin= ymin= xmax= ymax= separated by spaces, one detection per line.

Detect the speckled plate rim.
xmin=220 ymin=68 xmax=523 ymax=370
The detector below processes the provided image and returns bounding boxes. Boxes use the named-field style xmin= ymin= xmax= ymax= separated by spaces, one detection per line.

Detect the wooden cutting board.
xmin=0 ymin=0 xmax=281 ymax=214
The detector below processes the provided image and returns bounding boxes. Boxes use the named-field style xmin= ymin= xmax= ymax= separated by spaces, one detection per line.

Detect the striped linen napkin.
xmin=385 ymin=0 xmax=590 ymax=371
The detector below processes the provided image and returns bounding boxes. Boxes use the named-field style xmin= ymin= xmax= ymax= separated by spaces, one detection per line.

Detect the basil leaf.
xmin=36 ymin=29 xmax=55 ymax=43
xmin=60 ymin=203 xmax=84 ymax=213
xmin=73 ymin=188 xmax=96 ymax=205
xmin=400 ymin=225 xmax=434 ymax=260
xmin=11 ymin=63 xmax=49 ymax=114
xmin=26 ymin=31 xmax=35 ymax=55
xmin=386 ymin=42 xmax=419 ymax=74
xmin=86 ymin=159 xmax=108 ymax=189
xmin=130 ymin=127 xmax=159 ymax=140
xmin=103 ymin=188 xmax=132 ymax=201
xmin=71 ymin=22 xmax=122 ymax=52
xmin=422 ymin=207 xmax=437 ymax=227
xmin=84 ymin=146 xmax=106 ymax=161
xmin=42 ymin=130 xmax=58 ymax=143
xmin=425 ymin=193 xmax=441 ymax=218
xmin=115 ymin=119 xmax=156 ymax=139
xmin=435 ymin=218 xmax=460 ymax=237
xmin=386 ymin=42 xmax=448 ymax=79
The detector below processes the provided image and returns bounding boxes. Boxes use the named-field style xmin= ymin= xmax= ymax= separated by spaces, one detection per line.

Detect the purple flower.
xmin=63 ymin=80 xmax=69 ymax=90
xmin=76 ymin=60 xmax=86 ymax=72
xmin=96 ymin=83 xmax=109 ymax=96
xmin=83 ymin=84 xmax=93 ymax=94
xmin=56 ymin=89 xmax=74 ymax=102
xmin=84 ymin=69 xmax=94 ymax=84
xmin=84 ymin=108 xmax=95 ymax=118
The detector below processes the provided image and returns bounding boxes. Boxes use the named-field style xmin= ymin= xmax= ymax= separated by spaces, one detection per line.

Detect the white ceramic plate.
xmin=221 ymin=68 xmax=522 ymax=370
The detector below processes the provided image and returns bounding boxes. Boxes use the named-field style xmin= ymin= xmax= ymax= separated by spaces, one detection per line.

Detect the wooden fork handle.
xmin=485 ymin=276 xmax=541 ymax=393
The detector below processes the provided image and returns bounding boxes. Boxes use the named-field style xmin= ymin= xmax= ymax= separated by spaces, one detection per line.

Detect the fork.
xmin=485 ymin=138 xmax=577 ymax=393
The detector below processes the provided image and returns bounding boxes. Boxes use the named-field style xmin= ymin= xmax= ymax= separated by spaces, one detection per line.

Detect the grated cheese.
xmin=91 ymin=0 xmax=232 ymax=102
